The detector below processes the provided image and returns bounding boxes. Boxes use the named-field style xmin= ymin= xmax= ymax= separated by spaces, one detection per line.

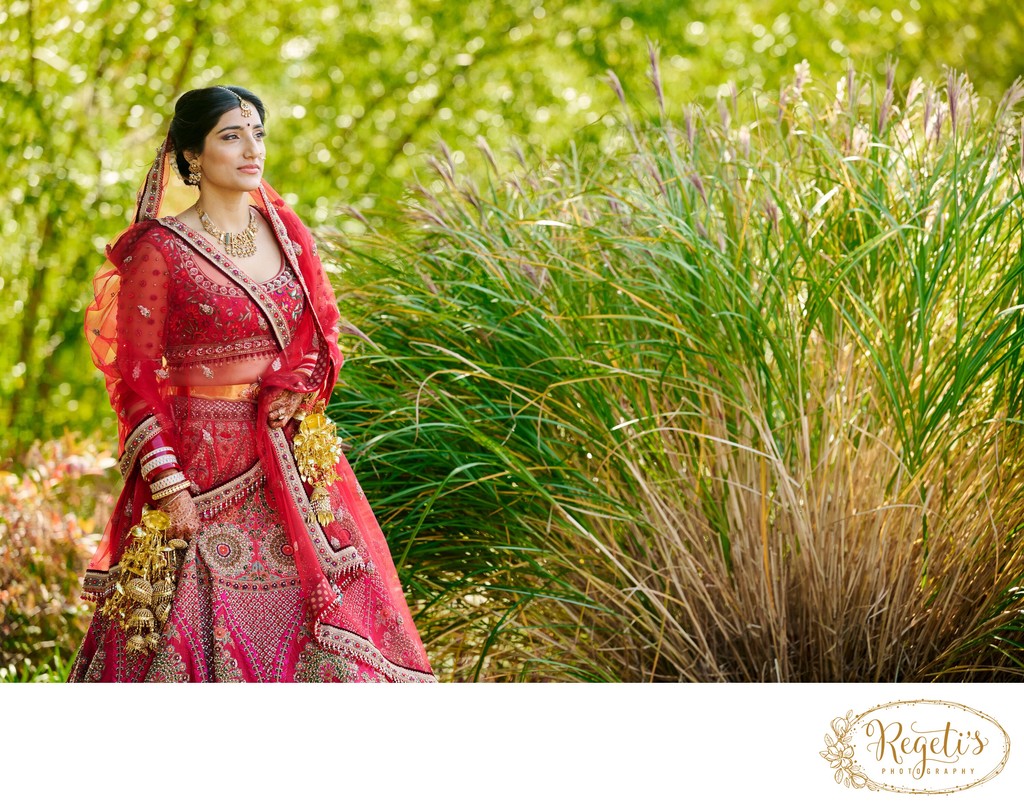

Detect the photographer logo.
xmin=820 ymin=700 xmax=1010 ymax=794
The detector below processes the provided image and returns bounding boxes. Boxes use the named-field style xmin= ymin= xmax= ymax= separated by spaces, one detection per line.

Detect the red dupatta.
xmin=82 ymin=131 xmax=435 ymax=681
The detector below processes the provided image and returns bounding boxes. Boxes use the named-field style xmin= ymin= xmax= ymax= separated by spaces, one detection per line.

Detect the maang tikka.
xmin=226 ymin=88 xmax=254 ymax=118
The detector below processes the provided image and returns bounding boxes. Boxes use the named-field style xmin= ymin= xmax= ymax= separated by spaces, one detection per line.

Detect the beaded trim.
xmin=82 ymin=564 xmax=120 ymax=602
xmin=135 ymin=140 xmax=167 ymax=222
xmin=257 ymin=187 xmax=305 ymax=279
xmin=314 ymin=624 xmax=437 ymax=683
xmin=119 ymin=415 xmax=161 ymax=479
xmin=178 ymin=241 xmax=287 ymax=297
xmin=253 ymin=186 xmax=336 ymax=391
xmin=157 ymin=215 xmax=293 ymax=350
xmin=255 ymin=187 xmax=330 ymax=356
xmin=262 ymin=265 xmax=298 ymax=294
xmin=193 ymin=460 xmax=266 ymax=520
xmin=266 ymin=425 xmax=432 ymax=681
xmin=268 ymin=427 xmax=360 ymax=577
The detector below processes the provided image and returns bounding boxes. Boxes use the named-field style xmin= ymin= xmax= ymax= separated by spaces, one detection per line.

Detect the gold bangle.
xmin=152 ymin=480 xmax=193 ymax=500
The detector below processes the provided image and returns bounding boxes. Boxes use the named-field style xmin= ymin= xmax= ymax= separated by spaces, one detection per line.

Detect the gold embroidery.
xmin=314 ymin=624 xmax=437 ymax=683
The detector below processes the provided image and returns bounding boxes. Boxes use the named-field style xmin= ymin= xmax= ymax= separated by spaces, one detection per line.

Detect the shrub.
xmin=0 ymin=434 xmax=117 ymax=681
xmin=324 ymin=55 xmax=1024 ymax=681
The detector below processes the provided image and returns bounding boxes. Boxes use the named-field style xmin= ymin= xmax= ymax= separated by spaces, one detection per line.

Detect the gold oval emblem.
xmin=822 ymin=699 xmax=1010 ymax=793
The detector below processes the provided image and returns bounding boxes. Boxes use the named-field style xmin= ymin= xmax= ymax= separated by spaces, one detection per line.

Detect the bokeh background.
xmin=3 ymin=0 xmax=1024 ymax=682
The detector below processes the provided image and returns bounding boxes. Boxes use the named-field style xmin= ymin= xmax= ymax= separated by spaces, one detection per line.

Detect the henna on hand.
xmin=267 ymin=389 xmax=305 ymax=429
xmin=161 ymin=488 xmax=201 ymax=540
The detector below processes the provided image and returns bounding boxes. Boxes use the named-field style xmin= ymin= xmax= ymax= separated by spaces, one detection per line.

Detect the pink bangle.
xmin=140 ymin=446 xmax=175 ymax=464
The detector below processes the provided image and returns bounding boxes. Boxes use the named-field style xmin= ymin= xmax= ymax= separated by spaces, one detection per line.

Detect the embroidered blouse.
xmin=117 ymin=215 xmax=309 ymax=389
xmin=114 ymin=209 xmax=321 ymax=483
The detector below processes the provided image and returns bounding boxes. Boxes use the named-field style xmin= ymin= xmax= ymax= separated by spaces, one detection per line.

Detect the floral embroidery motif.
xmin=145 ymin=642 xmax=189 ymax=683
xmin=164 ymin=337 xmax=277 ymax=368
xmin=212 ymin=616 xmax=247 ymax=683
xmin=294 ymin=642 xmax=354 ymax=683
xmin=143 ymin=225 xmax=304 ymax=378
xmin=201 ymin=364 xmax=214 ymax=378
xmin=156 ymin=216 xmax=297 ymax=349
xmin=137 ymin=304 xmax=151 ymax=318
xmin=263 ymin=528 xmax=297 ymax=571
xmin=197 ymin=523 xmax=254 ymax=578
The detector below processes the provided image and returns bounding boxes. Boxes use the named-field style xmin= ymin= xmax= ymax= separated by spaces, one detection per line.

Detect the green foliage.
xmin=3 ymin=0 xmax=1024 ymax=452
xmin=4 ymin=2 xmax=1024 ymax=680
xmin=326 ymin=57 xmax=1024 ymax=680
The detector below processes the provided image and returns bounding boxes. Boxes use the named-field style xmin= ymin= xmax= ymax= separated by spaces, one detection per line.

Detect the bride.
xmin=68 ymin=85 xmax=436 ymax=683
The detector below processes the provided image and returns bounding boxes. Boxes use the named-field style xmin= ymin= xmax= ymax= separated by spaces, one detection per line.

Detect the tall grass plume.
xmin=324 ymin=54 xmax=1024 ymax=681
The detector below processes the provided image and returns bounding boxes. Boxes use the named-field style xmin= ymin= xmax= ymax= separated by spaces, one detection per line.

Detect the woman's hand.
xmin=267 ymin=389 xmax=305 ymax=429
xmin=160 ymin=488 xmax=201 ymax=541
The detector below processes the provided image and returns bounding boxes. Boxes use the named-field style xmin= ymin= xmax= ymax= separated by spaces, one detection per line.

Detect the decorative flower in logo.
xmin=820 ymin=711 xmax=877 ymax=790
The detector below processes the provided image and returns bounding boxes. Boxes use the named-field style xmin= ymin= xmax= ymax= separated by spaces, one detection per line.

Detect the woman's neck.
xmin=195 ymin=189 xmax=252 ymax=231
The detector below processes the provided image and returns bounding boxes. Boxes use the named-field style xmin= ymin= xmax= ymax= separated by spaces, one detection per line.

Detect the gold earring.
xmin=188 ymin=158 xmax=202 ymax=186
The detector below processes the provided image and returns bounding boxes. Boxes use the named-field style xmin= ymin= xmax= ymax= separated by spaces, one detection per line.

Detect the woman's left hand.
xmin=267 ymin=389 xmax=305 ymax=429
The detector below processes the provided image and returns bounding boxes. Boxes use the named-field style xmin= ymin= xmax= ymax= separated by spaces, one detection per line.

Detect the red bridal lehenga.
xmin=68 ymin=132 xmax=436 ymax=683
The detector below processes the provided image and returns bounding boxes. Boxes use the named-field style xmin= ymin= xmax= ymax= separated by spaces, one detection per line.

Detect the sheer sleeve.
xmin=115 ymin=236 xmax=171 ymax=425
xmin=86 ymin=224 xmax=181 ymax=479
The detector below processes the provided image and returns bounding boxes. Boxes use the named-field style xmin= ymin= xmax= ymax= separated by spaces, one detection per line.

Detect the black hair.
xmin=169 ymin=85 xmax=267 ymax=185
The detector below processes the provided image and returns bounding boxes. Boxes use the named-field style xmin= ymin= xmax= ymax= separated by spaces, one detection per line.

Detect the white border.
xmin=2 ymin=683 xmax=1019 ymax=806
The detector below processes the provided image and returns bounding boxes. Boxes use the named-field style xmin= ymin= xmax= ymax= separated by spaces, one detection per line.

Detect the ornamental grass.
xmin=325 ymin=54 xmax=1024 ymax=681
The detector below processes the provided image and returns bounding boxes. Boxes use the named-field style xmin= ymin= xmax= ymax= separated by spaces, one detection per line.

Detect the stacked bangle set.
xmin=140 ymin=440 xmax=191 ymax=500
xmin=149 ymin=470 xmax=191 ymax=500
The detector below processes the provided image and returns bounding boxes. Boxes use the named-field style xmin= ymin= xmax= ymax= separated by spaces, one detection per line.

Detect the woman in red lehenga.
xmin=68 ymin=85 xmax=436 ymax=683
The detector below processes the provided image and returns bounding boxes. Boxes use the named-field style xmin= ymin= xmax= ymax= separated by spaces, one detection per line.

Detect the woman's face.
xmin=186 ymin=105 xmax=266 ymax=193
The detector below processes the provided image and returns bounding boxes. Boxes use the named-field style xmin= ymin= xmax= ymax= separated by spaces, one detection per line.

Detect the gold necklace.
xmin=194 ymin=204 xmax=259 ymax=258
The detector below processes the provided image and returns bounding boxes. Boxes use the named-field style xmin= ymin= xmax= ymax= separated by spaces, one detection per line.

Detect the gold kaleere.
xmin=101 ymin=506 xmax=185 ymax=653
xmin=293 ymin=400 xmax=343 ymax=526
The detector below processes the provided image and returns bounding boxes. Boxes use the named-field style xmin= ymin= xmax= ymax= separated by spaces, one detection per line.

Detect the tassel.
xmin=310 ymin=485 xmax=334 ymax=526
xmin=101 ymin=505 xmax=185 ymax=653
xmin=293 ymin=401 xmax=343 ymax=526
